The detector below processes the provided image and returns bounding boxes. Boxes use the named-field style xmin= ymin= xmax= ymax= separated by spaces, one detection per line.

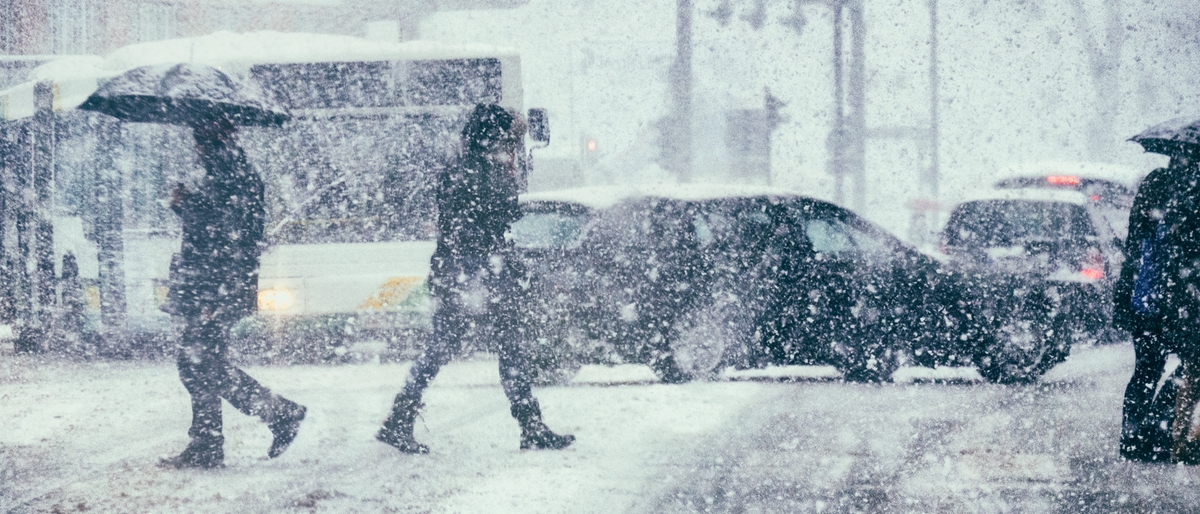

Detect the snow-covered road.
xmin=3 ymin=342 xmax=1198 ymax=513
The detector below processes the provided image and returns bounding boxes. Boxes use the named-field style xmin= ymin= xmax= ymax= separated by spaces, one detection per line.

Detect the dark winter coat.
xmin=1113 ymin=165 xmax=1200 ymax=349
xmin=172 ymin=137 xmax=265 ymax=319
xmin=434 ymin=153 xmax=521 ymax=256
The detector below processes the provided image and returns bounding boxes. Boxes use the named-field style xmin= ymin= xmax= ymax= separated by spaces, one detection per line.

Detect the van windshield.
xmin=249 ymin=114 xmax=457 ymax=245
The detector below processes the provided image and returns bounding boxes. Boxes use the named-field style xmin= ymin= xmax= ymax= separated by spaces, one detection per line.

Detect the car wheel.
xmin=527 ymin=323 xmax=586 ymax=387
xmin=974 ymin=294 xmax=1065 ymax=384
xmin=651 ymin=305 xmax=737 ymax=383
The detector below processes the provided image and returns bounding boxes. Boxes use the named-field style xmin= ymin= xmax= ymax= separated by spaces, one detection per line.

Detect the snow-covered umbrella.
xmin=1129 ymin=116 xmax=1200 ymax=156
xmin=78 ymin=62 xmax=288 ymax=126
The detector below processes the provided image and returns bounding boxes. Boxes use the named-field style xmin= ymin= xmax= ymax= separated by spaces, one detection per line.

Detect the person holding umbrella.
xmin=375 ymin=104 xmax=574 ymax=454
xmin=81 ymin=63 xmax=304 ymax=468
xmin=1116 ymin=118 xmax=1200 ymax=463
xmin=157 ymin=113 xmax=307 ymax=469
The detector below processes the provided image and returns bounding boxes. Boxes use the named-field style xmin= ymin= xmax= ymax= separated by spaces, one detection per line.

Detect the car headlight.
xmin=258 ymin=288 xmax=296 ymax=310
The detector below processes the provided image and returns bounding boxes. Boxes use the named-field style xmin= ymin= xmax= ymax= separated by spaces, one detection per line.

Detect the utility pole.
xmin=666 ymin=0 xmax=694 ymax=182
xmin=846 ymin=0 xmax=866 ymax=211
xmin=829 ymin=3 xmax=846 ymax=204
xmin=94 ymin=120 xmax=127 ymax=347
xmin=927 ymin=0 xmax=940 ymax=215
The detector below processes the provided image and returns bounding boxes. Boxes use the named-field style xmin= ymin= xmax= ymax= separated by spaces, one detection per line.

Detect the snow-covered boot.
xmin=377 ymin=395 xmax=429 ymax=454
xmin=158 ymin=435 xmax=225 ymax=469
xmin=267 ymin=398 xmax=307 ymax=458
xmin=512 ymin=400 xmax=575 ymax=451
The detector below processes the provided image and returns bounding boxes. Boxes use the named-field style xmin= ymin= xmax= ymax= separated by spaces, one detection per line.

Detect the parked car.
xmin=513 ymin=185 xmax=976 ymax=385
xmin=940 ymin=187 xmax=1118 ymax=383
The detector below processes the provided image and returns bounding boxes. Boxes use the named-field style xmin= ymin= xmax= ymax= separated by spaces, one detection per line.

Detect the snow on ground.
xmin=1 ymin=349 xmax=777 ymax=513
xmin=0 ymin=339 xmax=1191 ymax=513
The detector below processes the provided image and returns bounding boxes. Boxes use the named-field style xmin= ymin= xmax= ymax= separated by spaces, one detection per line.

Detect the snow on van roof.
xmin=98 ymin=31 xmax=516 ymax=73
xmin=29 ymin=31 xmax=516 ymax=83
xmin=2 ymin=31 xmax=517 ymax=121
xmin=957 ymin=187 xmax=1089 ymax=206
xmin=992 ymin=161 xmax=1146 ymax=188
xmin=520 ymin=183 xmax=802 ymax=210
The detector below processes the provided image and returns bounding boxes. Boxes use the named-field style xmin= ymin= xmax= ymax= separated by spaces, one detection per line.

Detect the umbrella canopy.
xmin=78 ymin=62 xmax=288 ymax=126
xmin=1129 ymin=116 xmax=1200 ymax=156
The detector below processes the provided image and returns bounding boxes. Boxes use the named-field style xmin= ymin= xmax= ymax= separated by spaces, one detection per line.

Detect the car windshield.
xmin=945 ymin=200 xmax=1094 ymax=247
xmin=511 ymin=208 xmax=590 ymax=249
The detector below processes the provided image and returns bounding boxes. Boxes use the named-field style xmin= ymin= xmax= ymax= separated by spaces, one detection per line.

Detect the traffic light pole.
xmin=825 ymin=0 xmax=866 ymax=210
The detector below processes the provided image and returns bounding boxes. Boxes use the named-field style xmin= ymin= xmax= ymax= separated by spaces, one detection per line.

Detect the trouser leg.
xmin=398 ymin=295 xmax=468 ymax=402
xmin=490 ymin=266 xmax=573 ymax=450
xmin=178 ymin=314 xmax=285 ymax=429
xmin=384 ymin=292 xmax=467 ymax=427
xmin=177 ymin=317 xmax=226 ymax=440
xmin=1121 ymin=322 xmax=1169 ymax=454
xmin=494 ymin=286 xmax=534 ymax=408
xmin=377 ymin=290 xmax=468 ymax=454
xmin=1172 ymin=361 xmax=1199 ymax=462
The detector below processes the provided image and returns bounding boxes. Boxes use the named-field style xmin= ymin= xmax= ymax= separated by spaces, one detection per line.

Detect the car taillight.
xmin=1079 ymin=247 xmax=1105 ymax=280
xmin=1047 ymin=175 xmax=1080 ymax=186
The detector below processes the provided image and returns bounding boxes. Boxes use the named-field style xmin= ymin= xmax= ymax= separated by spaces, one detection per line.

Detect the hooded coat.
xmin=429 ymin=105 xmax=523 ymax=285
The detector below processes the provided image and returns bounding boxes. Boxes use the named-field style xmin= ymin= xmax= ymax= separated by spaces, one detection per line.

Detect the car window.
xmin=843 ymin=222 xmax=897 ymax=264
xmin=805 ymin=218 xmax=855 ymax=255
xmin=511 ymin=210 xmax=590 ymax=249
xmin=944 ymin=200 xmax=1094 ymax=247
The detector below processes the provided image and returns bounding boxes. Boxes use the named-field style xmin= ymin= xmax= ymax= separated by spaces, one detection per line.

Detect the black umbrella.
xmin=1129 ymin=116 xmax=1200 ymax=156
xmin=78 ymin=62 xmax=288 ymax=126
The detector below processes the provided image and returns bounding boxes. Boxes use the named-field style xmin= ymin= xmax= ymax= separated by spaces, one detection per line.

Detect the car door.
xmin=837 ymin=209 xmax=923 ymax=345
xmin=780 ymin=202 xmax=860 ymax=361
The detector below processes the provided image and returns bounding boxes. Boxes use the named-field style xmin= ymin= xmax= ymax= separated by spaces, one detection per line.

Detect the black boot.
xmin=377 ymin=395 xmax=429 ymax=454
xmin=512 ymin=400 xmax=574 ymax=451
xmin=159 ymin=435 xmax=225 ymax=469
xmin=267 ymin=398 xmax=307 ymax=459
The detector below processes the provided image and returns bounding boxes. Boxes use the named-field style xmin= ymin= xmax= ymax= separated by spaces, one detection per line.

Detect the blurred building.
xmin=0 ymin=0 xmax=528 ymax=57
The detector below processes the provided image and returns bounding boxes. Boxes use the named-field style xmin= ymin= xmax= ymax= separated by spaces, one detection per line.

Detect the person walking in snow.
xmin=376 ymin=104 xmax=574 ymax=454
xmin=1114 ymin=144 xmax=1200 ymax=463
xmin=159 ymin=114 xmax=307 ymax=469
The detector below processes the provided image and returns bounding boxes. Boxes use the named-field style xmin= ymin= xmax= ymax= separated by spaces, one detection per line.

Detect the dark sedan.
xmin=512 ymin=185 xmax=975 ymax=384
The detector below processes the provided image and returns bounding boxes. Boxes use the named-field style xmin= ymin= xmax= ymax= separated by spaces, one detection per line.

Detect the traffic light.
xmin=582 ymin=135 xmax=598 ymax=165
